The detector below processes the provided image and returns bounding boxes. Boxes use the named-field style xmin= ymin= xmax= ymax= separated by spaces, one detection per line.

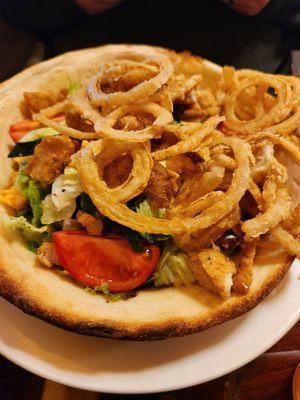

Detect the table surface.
xmin=1 ymin=320 xmax=299 ymax=400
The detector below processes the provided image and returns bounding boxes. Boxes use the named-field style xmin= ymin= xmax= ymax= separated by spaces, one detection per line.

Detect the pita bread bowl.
xmin=0 ymin=45 xmax=298 ymax=340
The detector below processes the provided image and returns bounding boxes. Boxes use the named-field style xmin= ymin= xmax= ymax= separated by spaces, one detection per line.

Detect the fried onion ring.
xmin=75 ymin=139 xmax=153 ymax=203
xmin=87 ymin=50 xmax=173 ymax=110
xmin=34 ymin=100 xmax=98 ymax=140
xmin=224 ymin=71 xmax=300 ymax=136
xmin=75 ymin=136 xmax=251 ymax=235
xmin=94 ymin=102 xmax=173 ymax=142
xmin=242 ymin=181 xmax=292 ymax=239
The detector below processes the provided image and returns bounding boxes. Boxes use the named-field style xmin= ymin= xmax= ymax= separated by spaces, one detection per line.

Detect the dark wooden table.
xmin=1 ymin=321 xmax=299 ymax=400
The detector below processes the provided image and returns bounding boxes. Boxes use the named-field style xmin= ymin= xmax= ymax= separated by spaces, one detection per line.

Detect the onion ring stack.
xmin=33 ymin=47 xmax=300 ymax=297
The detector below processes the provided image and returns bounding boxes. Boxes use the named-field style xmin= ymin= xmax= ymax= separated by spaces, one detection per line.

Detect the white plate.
xmin=0 ymin=259 xmax=299 ymax=394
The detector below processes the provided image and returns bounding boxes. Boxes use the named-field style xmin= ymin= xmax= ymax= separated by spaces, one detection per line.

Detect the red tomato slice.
xmin=9 ymin=120 xmax=42 ymax=142
xmin=9 ymin=119 xmax=41 ymax=132
xmin=9 ymin=129 xmax=30 ymax=143
xmin=53 ymin=231 xmax=160 ymax=292
xmin=9 ymin=116 xmax=65 ymax=143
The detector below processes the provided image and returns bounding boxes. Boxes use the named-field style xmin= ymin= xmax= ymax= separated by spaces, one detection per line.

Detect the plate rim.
xmin=1 ymin=260 xmax=300 ymax=394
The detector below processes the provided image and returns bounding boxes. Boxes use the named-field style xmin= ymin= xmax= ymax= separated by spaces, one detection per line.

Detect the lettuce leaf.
xmin=135 ymin=198 xmax=166 ymax=218
xmin=134 ymin=199 xmax=170 ymax=243
xmin=28 ymin=180 xmax=43 ymax=226
xmin=15 ymin=170 xmax=30 ymax=195
xmin=2 ymin=214 xmax=49 ymax=247
xmin=19 ymin=127 xmax=59 ymax=143
xmin=153 ymin=242 xmax=195 ymax=287
xmin=84 ymin=283 xmax=134 ymax=302
xmin=15 ymin=171 xmax=44 ymax=226
xmin=41 ymin=167 xmax=82 ymax=224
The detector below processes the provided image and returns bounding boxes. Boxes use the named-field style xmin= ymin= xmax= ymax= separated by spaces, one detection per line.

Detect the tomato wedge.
xmin=9 ymin=116 xmax=65 ymax=143
xmin=9 ymin=120 xmax=41 ymax=142
xmin=53 ymin=231 xmax=160 ymax=292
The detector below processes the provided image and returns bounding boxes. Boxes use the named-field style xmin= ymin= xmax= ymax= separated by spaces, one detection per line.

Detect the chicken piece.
xmin=174 ymin=87 xmax=220 ymax=121
xmin=150 ymin=131 xmax=179 ymax=152
xmin=23 ymin=89 xmax=67 ymax=113
xmin=65 ymin=112 xmax=95 ymax=132
xmin=102 ymin=154 xmax=133 ymax=188
xmin=232 ymin=239 xmax=258 ymax=294
xmin=37 ymin=242 xmax=60 ymax=268
xmin=114 ymin=112 xmax=155 ymax=131
xmin=25 ymin=136 xmax=78 ymax=187
xmin=188 ymin=248 xmax=236 ymax=299
xmin=167 ymin=154 xmax=198 ymax=175
xmin=77 ymin=211 xmax=103 ymax=236
xmin=144 ymin=161 xmax=174 ymax=208
xmin=168 ymin=74 xmax=201 ymax=102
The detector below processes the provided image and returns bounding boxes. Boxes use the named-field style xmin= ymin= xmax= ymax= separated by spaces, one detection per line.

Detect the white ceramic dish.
xmin=0 ymin=259 xmax=299 ymax=394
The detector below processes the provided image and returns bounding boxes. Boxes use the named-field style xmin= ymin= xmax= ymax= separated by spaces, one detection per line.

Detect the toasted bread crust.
xmin=0 ymin=256 xmax=291 ymax=340
xmin=0 ymin=45 xmax=294 ymax=340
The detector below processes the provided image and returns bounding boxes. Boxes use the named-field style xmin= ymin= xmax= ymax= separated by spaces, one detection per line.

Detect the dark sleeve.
xmin=258 ymin=0 xmax=300 ymax=34
xmin=256 ymin=0 xmax=300 ymax=49
xmin=0 ymin=0 xmax=86 ymax=35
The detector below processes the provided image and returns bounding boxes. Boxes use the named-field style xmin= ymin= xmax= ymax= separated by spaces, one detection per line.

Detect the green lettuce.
xmin=135 ymin=199 xmax=169 ymax=243
xmin=19 ymin=127 xmax=59 ymax=143
xmin=135 ymin=198 xmax=166 ymax=218
xmin=2 ymin=214 xmax=49 ymax=247
xmin=41 ymin=167 xmax=82 ymax=224
xmin=84 ymin=283 xmax=133 ymax=302
xmin=153 ymin=242 xmax=196 ymax=287
xmin=15 ymin=171 xmax=44 ymax=226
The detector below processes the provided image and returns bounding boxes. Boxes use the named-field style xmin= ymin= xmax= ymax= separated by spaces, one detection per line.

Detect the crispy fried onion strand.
xmin=224 ymin=69 xmax=300 ymax=136
xmin=152 ymin=116 xmax=224 ymax=160
xmin=87 ymin=50 xmax=173 ymax=110
xmin=94 ymin=102 xmax=173 ymax=141
xmin=170 ymin=166 xmax=225 ymax=218
xmin=75 ymin=134 xmax=251 ymax=235
xmin=242 ymin=178 xmax=292 ymax=239
xmin=232 ymin=239 xmax=258 ymax=294
xmin=249 ymin=132 xmax=300 ymax=165
xmin=271 ymin=226 xmax=300 ymax=258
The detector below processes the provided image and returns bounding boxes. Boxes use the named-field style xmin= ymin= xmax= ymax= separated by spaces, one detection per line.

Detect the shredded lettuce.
xmin=19 ymin=127 xmax=59 ymax=143
xmin=41 ymin=167 xmax=82 ymax=224
xmin=2 ymin=214 xmax=49 ymax=247
xmin=15 ymin=171 xmax=44 ymax=226
xmin=135 ymin=198 xmax=166 ymax=218
xmin=135 ymin=199 xmax=169 ymax=243
xmin=28 ymin=180 xmax=43 ymax=226
xmin=84 ymin=283 xmax=132 ymax=302
xmin=153 ymin=242 xmax=196 ymax=287
xmin=15 ymin=170 xmax=30 ymax=195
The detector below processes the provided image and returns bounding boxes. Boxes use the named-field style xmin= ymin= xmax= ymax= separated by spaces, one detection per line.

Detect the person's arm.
xmin=0 ymin=0 xmax=86 ymax=35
